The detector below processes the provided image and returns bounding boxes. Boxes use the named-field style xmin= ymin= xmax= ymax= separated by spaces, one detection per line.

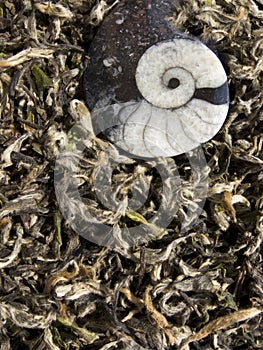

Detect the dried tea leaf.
xmin=0 ymin=302 xmax=56 ymax=328
xmin=1 ymin=134 xmax=29 ymax=167
xmin=34 ymin=2 xmax=73 ymax=19
xmin=222 ymin=191 xmax=237 ymax=222
xmin=181 ymin=307 xmax=263 ymax=348
xmin=144 ymin=286 xmax=175 ymax=346
xmin=32 ymin=64 xmax=53 ymax=90
xmin=89 ymin=0 xmax=119 ymax=26
xmin=0 ymin=48 xmax=54 ymax=68
xmin=57 ymin=317 xmax=100 ymax=343
xmin=127 ymin=211 xmax=148 ymax=225
xmin=54 ymin=211 xmax=63 ymax=246
xmin=0 ymin=224 xmax=23 ymax=269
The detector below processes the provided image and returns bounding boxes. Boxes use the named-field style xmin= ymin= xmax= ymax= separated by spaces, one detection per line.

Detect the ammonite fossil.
xmin=83 ymin=0 xmax=229 ymax=158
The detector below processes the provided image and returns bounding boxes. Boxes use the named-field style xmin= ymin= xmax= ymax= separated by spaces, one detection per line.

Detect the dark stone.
xmin=83 ymin=0 xmax=183 ymax=109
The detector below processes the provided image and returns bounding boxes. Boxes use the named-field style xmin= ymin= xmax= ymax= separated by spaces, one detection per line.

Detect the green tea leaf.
xmin=32 ymin=64 xmax=52 ymax=89
xmin=127 ymin=211 xmax=148 ymax=225
xmin=54 ymin=211 xmax=62 ymax=246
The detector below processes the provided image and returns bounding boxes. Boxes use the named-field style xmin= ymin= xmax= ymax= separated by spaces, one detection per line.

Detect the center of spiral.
xmin=136 ymin=43 xmax=196 ymax=109
xmin=167 ymin=78 xmax=180 ymax=89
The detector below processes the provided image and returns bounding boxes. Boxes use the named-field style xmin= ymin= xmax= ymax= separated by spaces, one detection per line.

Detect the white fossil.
xmin=92 ymin=38 xmax=229 ymax=158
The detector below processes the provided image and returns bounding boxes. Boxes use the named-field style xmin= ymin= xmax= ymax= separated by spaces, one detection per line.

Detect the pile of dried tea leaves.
xmin=0 ymin=0 xmax=263 ymax=349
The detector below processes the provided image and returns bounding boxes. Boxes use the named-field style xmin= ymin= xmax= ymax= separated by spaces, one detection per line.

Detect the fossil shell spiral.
xmin=83 ymin=0 xmax=229 ymax=158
